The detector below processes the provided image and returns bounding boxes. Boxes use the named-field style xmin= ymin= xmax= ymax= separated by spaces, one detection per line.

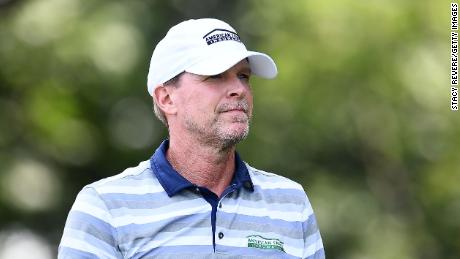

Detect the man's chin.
xmin=225 ymin=123 xmax=249 ymax=136
xmin=217 ymin=125 xmax=249 ymax=148
xmin=227 ymin=131 xmax=248 ymax=141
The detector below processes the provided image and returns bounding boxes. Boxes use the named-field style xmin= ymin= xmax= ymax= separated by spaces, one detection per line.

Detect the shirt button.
xmin=243 ymin=181 xmax=252 ymax=189
xmin=218 ymin=232 xmax=224 ymax=239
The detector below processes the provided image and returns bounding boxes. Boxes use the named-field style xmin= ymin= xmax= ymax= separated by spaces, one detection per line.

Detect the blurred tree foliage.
xmin=0 ymin=0 xmax=457 ymax=258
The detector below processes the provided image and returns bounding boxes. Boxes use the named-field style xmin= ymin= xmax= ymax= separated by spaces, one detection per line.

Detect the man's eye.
xmin=239 ymin=74 xmax=250 ymax=81
xmin=208 ymin=74 xmax=223 ymax=80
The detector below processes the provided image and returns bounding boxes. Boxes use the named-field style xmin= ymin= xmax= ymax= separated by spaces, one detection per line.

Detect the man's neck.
xmin=166 ymin=135 xmax=236 ymax=197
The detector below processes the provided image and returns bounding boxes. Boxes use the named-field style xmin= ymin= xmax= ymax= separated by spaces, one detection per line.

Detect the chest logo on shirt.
xmin=247 ymin=235 xmax=284 ymax=252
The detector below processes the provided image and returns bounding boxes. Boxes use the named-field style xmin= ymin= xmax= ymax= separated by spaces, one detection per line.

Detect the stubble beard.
xmin=184 ymin=104 xmax=251 ymax=151
xmin=214 ymin=115 xmax=250 ymax=150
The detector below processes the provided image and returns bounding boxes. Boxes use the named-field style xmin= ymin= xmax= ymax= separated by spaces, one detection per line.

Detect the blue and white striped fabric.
xmin=59 ymin=140 xmax=325 ymax=258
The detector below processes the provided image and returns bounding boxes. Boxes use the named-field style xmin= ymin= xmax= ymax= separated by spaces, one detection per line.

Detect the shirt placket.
xmin=214 ymin=183 xmax=239 ymax=253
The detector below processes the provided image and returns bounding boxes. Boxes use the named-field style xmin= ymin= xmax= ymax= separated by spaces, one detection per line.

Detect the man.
xmin=59 ymin=18 xmax=325 ymax=259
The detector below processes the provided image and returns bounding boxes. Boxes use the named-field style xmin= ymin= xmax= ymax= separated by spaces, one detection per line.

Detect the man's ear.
xmin=153 ymin=85 xmax=178 ymax=115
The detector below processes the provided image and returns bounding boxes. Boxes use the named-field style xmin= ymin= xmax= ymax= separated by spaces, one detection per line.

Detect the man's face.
xmin=171 ymin=59 xmax=253 ymax=149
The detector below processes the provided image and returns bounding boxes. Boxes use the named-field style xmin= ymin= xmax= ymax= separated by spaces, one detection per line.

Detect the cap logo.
xmin=203 ymin=29 xmax=242 ymax=46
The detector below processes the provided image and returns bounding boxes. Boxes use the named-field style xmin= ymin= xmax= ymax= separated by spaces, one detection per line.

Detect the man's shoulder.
xmin=245 ymin=163 xmax=305 ymax=192
xmin=85 ymin=159 xmax=159 ymax=192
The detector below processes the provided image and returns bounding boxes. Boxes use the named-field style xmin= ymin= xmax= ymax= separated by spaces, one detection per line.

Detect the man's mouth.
xmin=218 ymin=102 xmax=249 ymax=115
xmin=222 ymin=108 xmax=246 ymax=113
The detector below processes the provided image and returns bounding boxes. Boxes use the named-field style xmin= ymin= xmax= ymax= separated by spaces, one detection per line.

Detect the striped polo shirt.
xmin=59 ymin=140 xmax=325 ymax=258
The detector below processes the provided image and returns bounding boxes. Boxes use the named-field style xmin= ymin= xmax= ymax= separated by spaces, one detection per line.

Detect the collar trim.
xmin=150 ymin=140 xmax=254 ymax=197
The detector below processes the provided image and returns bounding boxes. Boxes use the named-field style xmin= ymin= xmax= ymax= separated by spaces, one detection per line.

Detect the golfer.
xmin=59 ymin=18 xmax=325 ymax=259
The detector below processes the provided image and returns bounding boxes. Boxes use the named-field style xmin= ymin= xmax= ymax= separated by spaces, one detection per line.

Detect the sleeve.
xmin=301 ymin=190 xmax=326 ymax=259
xmin=58 ymin=186 xmax=123 ymax=259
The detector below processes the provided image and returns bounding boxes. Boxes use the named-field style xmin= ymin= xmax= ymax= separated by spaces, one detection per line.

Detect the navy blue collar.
xmin=150 ymin=140 xmax=254 ymax=197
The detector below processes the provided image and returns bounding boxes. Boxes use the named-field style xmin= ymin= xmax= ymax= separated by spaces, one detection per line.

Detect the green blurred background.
xmin=0 ymin=0 xmax=457 ymax=258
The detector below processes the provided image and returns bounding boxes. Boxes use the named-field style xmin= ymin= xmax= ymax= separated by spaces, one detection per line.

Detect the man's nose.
xmin=227 ymin=77 xmax=249 ymax=98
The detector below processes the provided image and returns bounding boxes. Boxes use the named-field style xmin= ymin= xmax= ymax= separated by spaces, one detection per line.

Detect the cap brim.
xmin=186 ymin=50 xmax=277 ymax=79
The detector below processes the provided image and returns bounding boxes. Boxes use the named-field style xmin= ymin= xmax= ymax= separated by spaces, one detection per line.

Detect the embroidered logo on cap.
xmin=203 ymin=29 xmax=242 ymax=45
xmin=247 ymin=235 xmax=284 ymax=252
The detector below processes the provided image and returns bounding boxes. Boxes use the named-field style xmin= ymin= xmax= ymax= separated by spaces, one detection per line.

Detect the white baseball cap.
xmin=147 ymin=18 xmax=278 ymax=96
